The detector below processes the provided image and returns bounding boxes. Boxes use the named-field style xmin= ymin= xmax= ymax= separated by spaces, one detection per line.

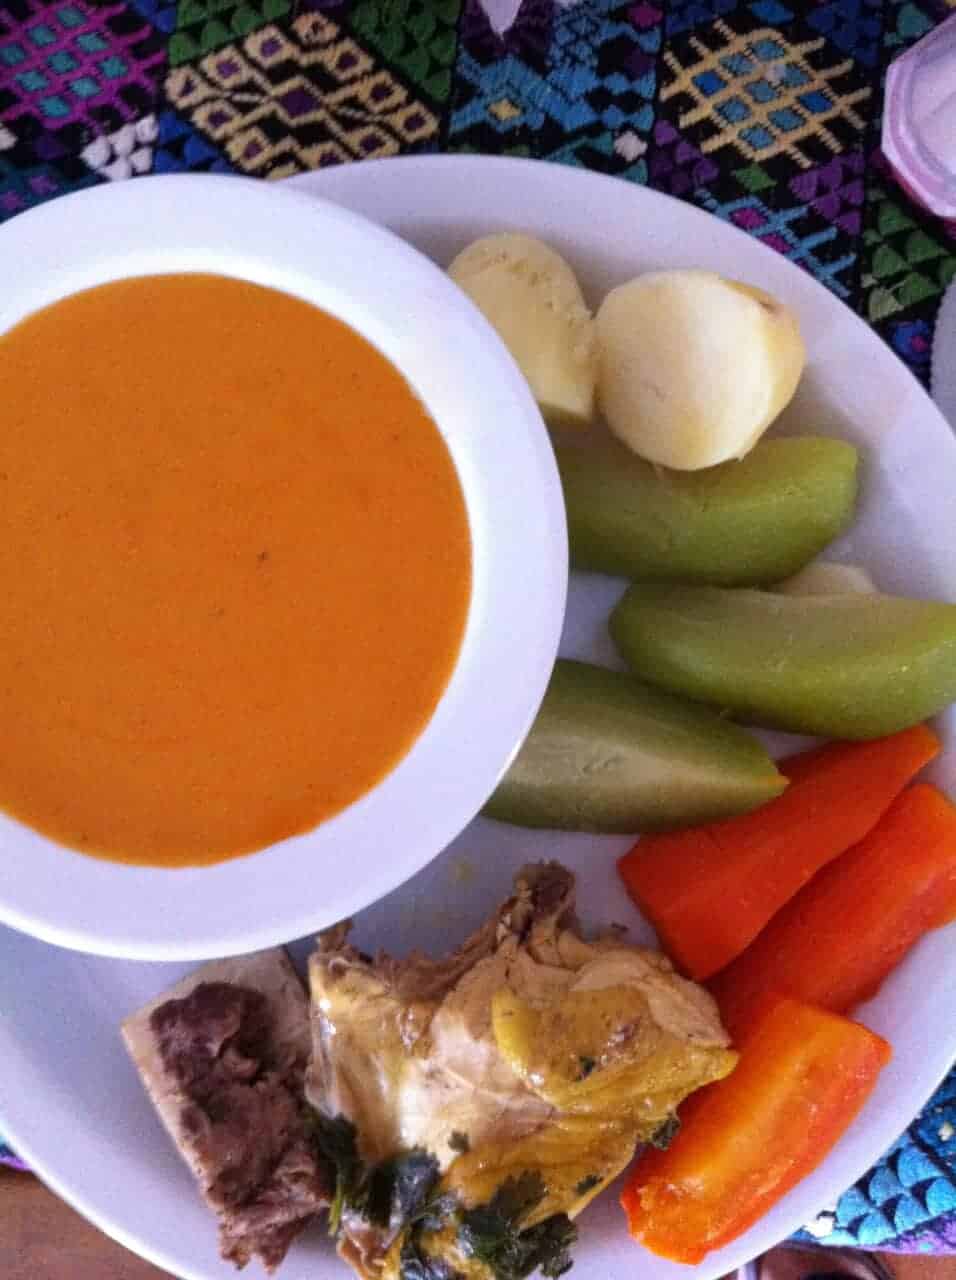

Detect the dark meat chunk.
xmin=150 ymin=982 xmax=326 ymax=1271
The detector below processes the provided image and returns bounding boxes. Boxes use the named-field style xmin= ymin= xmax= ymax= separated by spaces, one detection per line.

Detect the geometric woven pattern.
xmin=152 ymin=104 xmax=236 ymax=170
xmin=798 ymin=1073 xmax=956 ymax=1250
xmin=790 ymin=151 xmax=865 ymax=235
xmin=449 ymin=0 xmax=663 ymax=181
xmin=805 ymin=0 xmax=883 ymax=68
xmin=0 ymin=1 xmax=166 ymax=136
xmin=0 ymin=0 xmax=950 ymax=397
xmin=863 ymin=182 xmax=956 ymax=322
xmin=660 ymin=20 xmax=870 ymax=169
xmin=168 ymin=0 xmax=292 ymax=66
xmin=2 ymin=0 xmax=956 ymax=1258
xmin=165 ymin=14 xmax=438 ymax=177
xmin=697 ymin=185 xmax=858 ymax=296
xmin=349 ymin=0 xmax=462 ymax=107
xmin=0 ymin=149 xmax=96 ymax=214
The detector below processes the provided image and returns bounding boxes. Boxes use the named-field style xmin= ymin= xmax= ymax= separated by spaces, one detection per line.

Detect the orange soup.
xmin=0 ymin=274 xmax=471 ymax=867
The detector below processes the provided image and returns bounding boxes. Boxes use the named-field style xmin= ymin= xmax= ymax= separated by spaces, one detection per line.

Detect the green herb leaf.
xmin=398 ymin=1188 xmax=464 ymax=1280
xmin=363 ymin=1150 xmax=442 ymax=1230
xmin=650 ymin=1115 xmax=681 ymax=1151
xmin=399 ymin=1237 xmax=463 ymax=1280
xmin=521 ymin=1214 xmax=577 ymax=1279
xmin=573 ymin=1175 xmax=601 ymax=1197
xmin=458 ymin=1172 xmax=578 ymax=1280
xmin=304 ymin=1110 xmax=363 ymax=1234
xmin=416 ymin=1191 xmax=460 ymax=1233
xmin=449 ymin=1131 xmax=471 ymax=1155
xmin=577 ymin=1056 xmax=596 ymax=1081
xmin=306 ymin=1115 xmax=578 ymax=1279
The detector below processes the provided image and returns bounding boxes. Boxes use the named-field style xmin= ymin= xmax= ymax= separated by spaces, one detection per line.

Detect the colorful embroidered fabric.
xmin=796 ymin=1073 xmax=956 ymax=1252
xmin=1 ymin=0 xmax=956 ymax=1254
xmin=0 ymin=0 xmax=953 ymax=380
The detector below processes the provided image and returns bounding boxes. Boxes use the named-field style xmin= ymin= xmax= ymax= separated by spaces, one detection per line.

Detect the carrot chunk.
xmin=620 ymin=996 xmax=891 ymax=1263
xmin=618 ymin=726 xmax=939 ymax=979
xmin=710 ymin=783 xmax=956 ymax=1035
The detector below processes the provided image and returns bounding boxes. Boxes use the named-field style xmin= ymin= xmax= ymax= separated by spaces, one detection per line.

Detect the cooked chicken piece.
xmin=306 ymin=863 xmax=736 ymax=1280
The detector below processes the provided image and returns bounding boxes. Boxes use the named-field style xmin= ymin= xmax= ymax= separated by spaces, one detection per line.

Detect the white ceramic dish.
xmin=0 ymin=174 xmax=566 ymax=962
xmin=2 ymin=155 xmax=956 ymax=1280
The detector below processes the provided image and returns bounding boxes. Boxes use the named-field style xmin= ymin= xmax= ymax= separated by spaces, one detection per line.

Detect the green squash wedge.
xmin=484 ymin=659 xmax=786 ymax=833
xmin=555 ymin=436 xmax=859 ymax=586
xmin=611 ymin=585 xmax=956 ymax=740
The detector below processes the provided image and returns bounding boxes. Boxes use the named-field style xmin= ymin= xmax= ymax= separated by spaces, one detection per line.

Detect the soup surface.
xmin=0 ymin=274 xmax=471 ymax=866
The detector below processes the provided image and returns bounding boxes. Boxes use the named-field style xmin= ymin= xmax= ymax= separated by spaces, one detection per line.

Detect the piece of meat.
xmin=123 ymin=950 xmax=328 ymax=1273
xmin=306 ymin=863 xmax=737 ymax=1280
xmin=219 ymin=1137 xmax=329 ymax=1270
xmin=150 ymin=982 xmax=269 ymax=1099
xmin=307 ymin=867 xmax=575 ymax=1172
xmin=153 ymin=983 xmax=307 ymax=1214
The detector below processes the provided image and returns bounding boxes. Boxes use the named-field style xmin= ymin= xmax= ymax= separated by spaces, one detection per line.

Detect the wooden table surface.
xmin=5 ymin=1165 xmax=956 ymax=1280
xmin=0 ymin=1168 xmax=166 ymax=1279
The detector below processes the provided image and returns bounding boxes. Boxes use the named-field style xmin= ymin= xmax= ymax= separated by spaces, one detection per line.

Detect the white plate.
xmin=3 ymin=155 xmax=956 ymax=1280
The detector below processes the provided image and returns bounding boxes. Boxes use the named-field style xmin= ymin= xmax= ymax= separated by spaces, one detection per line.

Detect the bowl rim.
xmin=0 ymin=173 xmax=568 ymax=960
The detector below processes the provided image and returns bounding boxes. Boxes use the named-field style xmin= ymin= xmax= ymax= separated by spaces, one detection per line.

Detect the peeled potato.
xmin=596 ymin=270 xmax=806 ymax=470
xmin=448 ymin=233 xmax=597 ymax=429
xmin=775 ymin=562 xmax=876 ymax=596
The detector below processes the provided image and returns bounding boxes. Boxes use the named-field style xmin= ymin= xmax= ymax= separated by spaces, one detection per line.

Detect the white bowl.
xmin=0 ymin=174 xmax=567 ymax=961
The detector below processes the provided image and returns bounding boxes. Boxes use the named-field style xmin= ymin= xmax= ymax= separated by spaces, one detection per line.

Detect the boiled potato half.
xmin=448 ymin=232 xmax=597 ymax=429
xmin=596 ymin=269 xmax=806 ymax=470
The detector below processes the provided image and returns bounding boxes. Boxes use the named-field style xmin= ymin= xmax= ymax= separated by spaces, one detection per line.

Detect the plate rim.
xmin=4 ymin=152 xmax=956 ymax=1280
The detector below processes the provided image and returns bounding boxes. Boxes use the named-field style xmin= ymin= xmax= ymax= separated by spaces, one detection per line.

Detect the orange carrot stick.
xmin=620 ymin=996 xmax=891 ymax=1264
xmin=710 ymin=783 xmax=956 ymax=1036
xmin=617 ymin=726 xmax=939 ymax=980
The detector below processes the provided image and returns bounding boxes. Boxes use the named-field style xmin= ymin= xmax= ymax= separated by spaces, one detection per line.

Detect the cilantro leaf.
xmin=304 ymin=1110 xmax=362 ymax=1234
xmin=399 ymin=1238 xmax=464 ymax=1280
xmin=397 ymin=1186 xmax=463 ymax=1280
xmin=307 ymin=1111 xmax=451 ymax=1245
xmin=458 ymin=1173 xmax=578 ymax=1280
xmin=521 ymin=1214 xmax=577 ymax=1279
xmin=416 ymin=1191 xmax=460 ymax=1234
xmin=306 ymin=1115 xmax=579 ymax=1280
xmin=363 ymin=1150 xmax=442 ymax=1230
